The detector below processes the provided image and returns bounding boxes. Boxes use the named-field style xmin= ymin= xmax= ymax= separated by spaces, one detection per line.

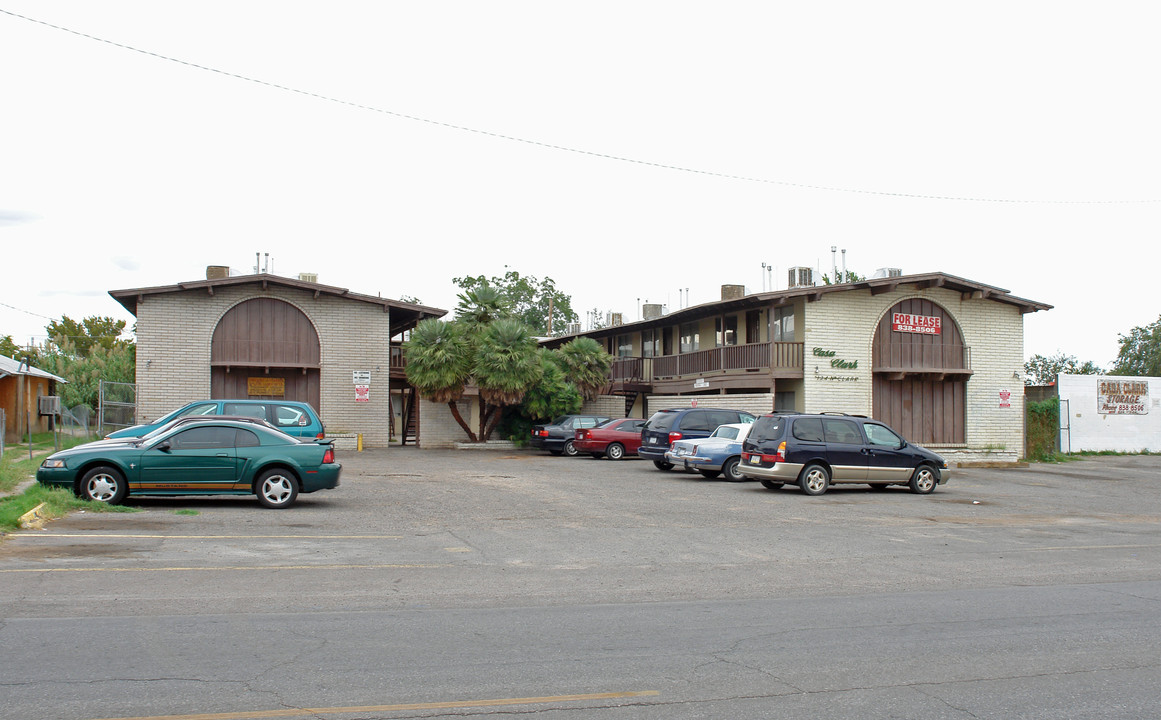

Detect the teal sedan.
xmin=38 ymin=419 xmax=340 ymax=509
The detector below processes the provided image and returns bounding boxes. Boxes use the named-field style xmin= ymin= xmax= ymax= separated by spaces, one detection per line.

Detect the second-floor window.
xmin=680 ymin=322 xmax=700 ymax=353
xmin=716 ymin=316 xmax=738 ymax=347
xmin=772 ymin=306 xmax=795 ymax=342
xmin=616 ymin=334 xmax=633 ymax=357
xmin=641 ymin=329 xmax=659 ymax=357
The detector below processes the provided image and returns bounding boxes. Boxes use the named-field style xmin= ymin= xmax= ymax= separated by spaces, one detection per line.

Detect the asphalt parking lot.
xmin=3 ymin=448 xmax=1159 ymax=617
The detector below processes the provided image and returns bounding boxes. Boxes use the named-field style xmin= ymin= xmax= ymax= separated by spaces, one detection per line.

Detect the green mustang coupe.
xmin=37 ymin=419 xmax=341 ymax=509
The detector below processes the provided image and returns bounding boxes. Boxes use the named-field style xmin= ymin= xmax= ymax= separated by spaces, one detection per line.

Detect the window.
xmin=574 ymin=417 xmax=601 ymax=429
xmin=224 ymin=402 xmax=267 ymax=419
xmin=273 ymin=405 xmax=307 ymax=427
xmin=167 ymin=426 xmax=235 ymax=450
xmin=864 ymin=423 xmax=903 ymax=447
xmin=174 ymin=403 xmax=218 ymax=421
xmin=235 ymin=429 xmax=261 ymax=447
xmin=616 ymin=334 xmax=633 ymax=358
xmin=680 ymin=411 xmax=714 ymax=432
xmin=771 ymin=306 xmax=795 ymax=342
xmin=791 ymin=418 xmax=824 ymax=442
xmin=715 ymin=316 xmax=738 ymax=347
xmin=680 ymin=322 xmax=700 ymax=353
xmin=823 ymin=419 xmax=862 ymax=445
xmin=641 ymin=329 xmax=659 ymax=358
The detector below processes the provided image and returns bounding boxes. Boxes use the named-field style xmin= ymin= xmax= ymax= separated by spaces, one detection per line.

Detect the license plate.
xmin=749 ymin=456 xmax=761 ymax=464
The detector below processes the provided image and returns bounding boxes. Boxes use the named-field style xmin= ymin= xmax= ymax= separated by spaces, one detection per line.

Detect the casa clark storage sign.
xmin=892 ymin=312 xmax=942 ymax=335
xmin=1098 ymin=378 xmax=1149 ymax=415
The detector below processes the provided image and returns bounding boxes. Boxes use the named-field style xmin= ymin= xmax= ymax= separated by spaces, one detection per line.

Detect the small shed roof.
xmin=0 ymin=354 xmax=67 ymax=383
xmin=109 ymin=273 xmax=446 ymax=334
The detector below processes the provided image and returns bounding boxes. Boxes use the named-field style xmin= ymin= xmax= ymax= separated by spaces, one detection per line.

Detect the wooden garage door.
xmin=210 ymin=298 xmax=321 ymax=411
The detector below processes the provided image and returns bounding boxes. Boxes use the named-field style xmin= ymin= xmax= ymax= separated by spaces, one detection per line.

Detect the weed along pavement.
xmin=2 ymin=449 xmax=1161 ymax=719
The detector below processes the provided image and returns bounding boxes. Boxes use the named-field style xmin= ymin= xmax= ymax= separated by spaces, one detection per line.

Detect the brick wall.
xmin=134 ymin=283 xmax=395 ymax=447
xmin=581 ymin=395 xmax=627 ymax=418
xmin=803 ymin=286 xmax=1026 ymax=462
xmin=417 ymin=395 xmax=479 ymax=448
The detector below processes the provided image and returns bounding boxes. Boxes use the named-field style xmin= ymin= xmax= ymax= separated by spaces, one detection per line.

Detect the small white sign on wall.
xmin=353 ymin=371 xmax=371 ymax=385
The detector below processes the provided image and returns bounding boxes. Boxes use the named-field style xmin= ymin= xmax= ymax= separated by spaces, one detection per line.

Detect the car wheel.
xmin=722 ymin=457 xmax=745 ymax=482
xmin=760 ymin=478 xmax=784 ymax=491
xmin=698 ymin=469 xmax=721 ymax=479
xmin=799 ymin=463 xmax=830 ymax=496
xmin=909 ymin=465 xmax=937 ymax=494
xmin=256 ymin=469 xmax=299 ymax=509
xmin=563 ymin=440 xmax=578 ymax=457
xmin=653 ymin=460 xmax=674 ymax=471
xmin=80 ymin=466 xmax=127 ymax=504
xmin=606 ymin=443 xmax=625 ymax=461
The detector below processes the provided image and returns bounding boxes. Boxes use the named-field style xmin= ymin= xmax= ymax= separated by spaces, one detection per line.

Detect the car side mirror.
xmin=156 ymin=441 xmax=172 ymax=453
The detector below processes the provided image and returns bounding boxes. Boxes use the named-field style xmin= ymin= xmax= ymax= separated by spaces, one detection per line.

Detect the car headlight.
xmin=42 ymin=459 xmax=66 ymax=469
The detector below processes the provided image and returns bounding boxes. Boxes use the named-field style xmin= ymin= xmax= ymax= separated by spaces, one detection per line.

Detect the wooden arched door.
xmin=871 ymin=298 xmax=969 ymax=444
xmin=210 ymin=298 xmax=321 ymax=411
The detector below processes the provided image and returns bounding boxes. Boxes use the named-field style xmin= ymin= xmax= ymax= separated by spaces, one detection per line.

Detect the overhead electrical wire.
xmin=2 ymin=8 xmax=1157 ymax=205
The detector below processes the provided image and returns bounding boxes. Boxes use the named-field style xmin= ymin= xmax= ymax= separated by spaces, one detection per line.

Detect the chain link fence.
xmin=98 ymin=380 xmax=137 ymax=438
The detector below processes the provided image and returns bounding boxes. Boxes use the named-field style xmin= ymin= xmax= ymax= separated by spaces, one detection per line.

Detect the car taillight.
xmin=316 ymin=432 xmax=325 ymax=440
xmin=323 ymin=448 xmax=335 ymax=464
xmin=668 ymin=431 xmax=683 ymax=443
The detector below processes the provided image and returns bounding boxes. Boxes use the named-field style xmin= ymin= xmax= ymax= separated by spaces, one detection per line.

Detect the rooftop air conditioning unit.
xmin=566 ymin=322 xmax=581 ymax=335
xmin=298 ymin=272 xmax=319 ymax=283
xmin=607 ymin=312 xmax=624 ymax=327
xmin=788 ymin=266 xmax=814 ymax=288
xmin=872 ymin=267 xmax=903 ymax=279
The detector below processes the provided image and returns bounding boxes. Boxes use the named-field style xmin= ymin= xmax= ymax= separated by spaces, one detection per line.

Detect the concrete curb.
xmin=956 ymin=461 xmax=1030 ymax=469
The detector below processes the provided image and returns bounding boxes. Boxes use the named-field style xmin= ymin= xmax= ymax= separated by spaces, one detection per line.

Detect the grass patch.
xmin=1 ymin=432 xmax=99 ymax=494
xmin=173 ymin=509 xmax=199 ymax=516
xmin=0 ymin=484 xmax=136 ymax=533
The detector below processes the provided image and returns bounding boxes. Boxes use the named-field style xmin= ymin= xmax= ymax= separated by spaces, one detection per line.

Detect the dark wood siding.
xmin=210 ymin=298 xmax=321 ymax=412
xmin=872 ymin=299 xmax=967 ymax=444
xmin=873 ymin=376 xmax=965 ymax=444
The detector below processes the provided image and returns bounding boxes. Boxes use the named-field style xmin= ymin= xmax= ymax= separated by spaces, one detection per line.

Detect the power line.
xmin=3 ymin=8 xmax=1158 ymax=205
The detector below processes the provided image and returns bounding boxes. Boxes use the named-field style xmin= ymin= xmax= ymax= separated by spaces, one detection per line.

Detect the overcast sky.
xmin=2 ymin=2 xmax=1158 ymax=368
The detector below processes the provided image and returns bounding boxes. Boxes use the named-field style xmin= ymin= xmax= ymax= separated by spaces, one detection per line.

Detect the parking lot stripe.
xmin=11 ymin=533 xmax=405 ymax=539
xmin=0 ymin=563 xmax=451 ymax=574
xmin=89 ymin=690 xmax=662 ymax=720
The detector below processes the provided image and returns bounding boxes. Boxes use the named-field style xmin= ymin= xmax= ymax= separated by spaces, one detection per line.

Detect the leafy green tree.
xmin=46 ymin=315 xmax=128 ymax=356
xmin=1110 ymin=315 xmax=1161 ymax=377
xmin=820 ymin=270 xmax=866 ymax=285
xmin=556 ymin=337 xmax=613 ymax=400
xmin=453 ymin=269 xmax=578 ymax=336
xmin=39 ymin=336 xmax=136 ymax=411
xmin=1 ymin=334 xmax=41 ymax=364
xmin=520 ymin=349 xmax=583 ymax=421
xmin=1024 ymin=352 xmax=1103 ymax=385
xmin=403 ymin=319 xmax=477 ymax=441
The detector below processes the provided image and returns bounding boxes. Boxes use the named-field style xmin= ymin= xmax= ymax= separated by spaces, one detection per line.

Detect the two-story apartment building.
xmin=544 ymin=272 xmax=1050 ymax=464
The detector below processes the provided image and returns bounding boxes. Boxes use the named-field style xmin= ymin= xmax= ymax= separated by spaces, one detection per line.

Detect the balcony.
xmin=608 ymin=342 xmax=804 ymax=394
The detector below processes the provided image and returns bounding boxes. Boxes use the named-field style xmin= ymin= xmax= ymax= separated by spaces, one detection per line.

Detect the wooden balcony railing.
xmin=610 ymin=342 xmax=803 ymax=383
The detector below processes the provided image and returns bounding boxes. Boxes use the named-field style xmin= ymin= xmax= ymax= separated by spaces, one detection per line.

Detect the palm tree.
xmin=556 ymin=337 xmax=612 ymax=400
xmin=474 ymin=319 xmax=541 ymax=440
xmin=455 ymin=285 xmax=509 ymax=327
xmin=403 ymin=319 xmax=477 ymax=441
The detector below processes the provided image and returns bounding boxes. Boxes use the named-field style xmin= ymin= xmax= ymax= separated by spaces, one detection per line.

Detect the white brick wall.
xmin=135 ymin=283 xmax=395 ymax=447
xmin=581 ymin=395 xmax=627 ymax=418
xmin=645 ymin=393 xmax=774 ymax=417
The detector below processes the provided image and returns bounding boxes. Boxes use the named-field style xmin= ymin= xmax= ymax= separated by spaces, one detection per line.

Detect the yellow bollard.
xmin=357 ymin=433 xmax=363 ymax=452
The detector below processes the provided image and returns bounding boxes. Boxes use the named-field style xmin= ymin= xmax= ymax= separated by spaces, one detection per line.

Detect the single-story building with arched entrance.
xmin=110 ymin=269 xmax=445 ymax=447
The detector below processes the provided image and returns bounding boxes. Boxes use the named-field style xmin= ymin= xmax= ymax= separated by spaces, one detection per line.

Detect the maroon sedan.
xmin=574 ymin=418 xmax=647 ymax=460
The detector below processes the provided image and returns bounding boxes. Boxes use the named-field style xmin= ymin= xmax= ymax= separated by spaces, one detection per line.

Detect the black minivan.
xmin=638 ymin=407 xmax=756 ymax=470
xmin=738 ymin=413 xmax=949 ymax=495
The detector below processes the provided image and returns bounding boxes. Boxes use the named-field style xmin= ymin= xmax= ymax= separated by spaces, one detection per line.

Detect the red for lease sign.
xmin=892 ymin=312 xmax=941 ymax=335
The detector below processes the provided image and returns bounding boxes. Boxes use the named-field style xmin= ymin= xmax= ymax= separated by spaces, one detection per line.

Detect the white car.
xmin=664 ymin=423 xmax=753 ymax=481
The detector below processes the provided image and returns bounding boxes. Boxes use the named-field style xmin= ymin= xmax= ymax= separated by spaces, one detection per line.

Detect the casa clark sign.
xmin=892 ymin=312 xmax=942 ymax=335
xmin=1098 ymin=378 xmax=1149 ymax=415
